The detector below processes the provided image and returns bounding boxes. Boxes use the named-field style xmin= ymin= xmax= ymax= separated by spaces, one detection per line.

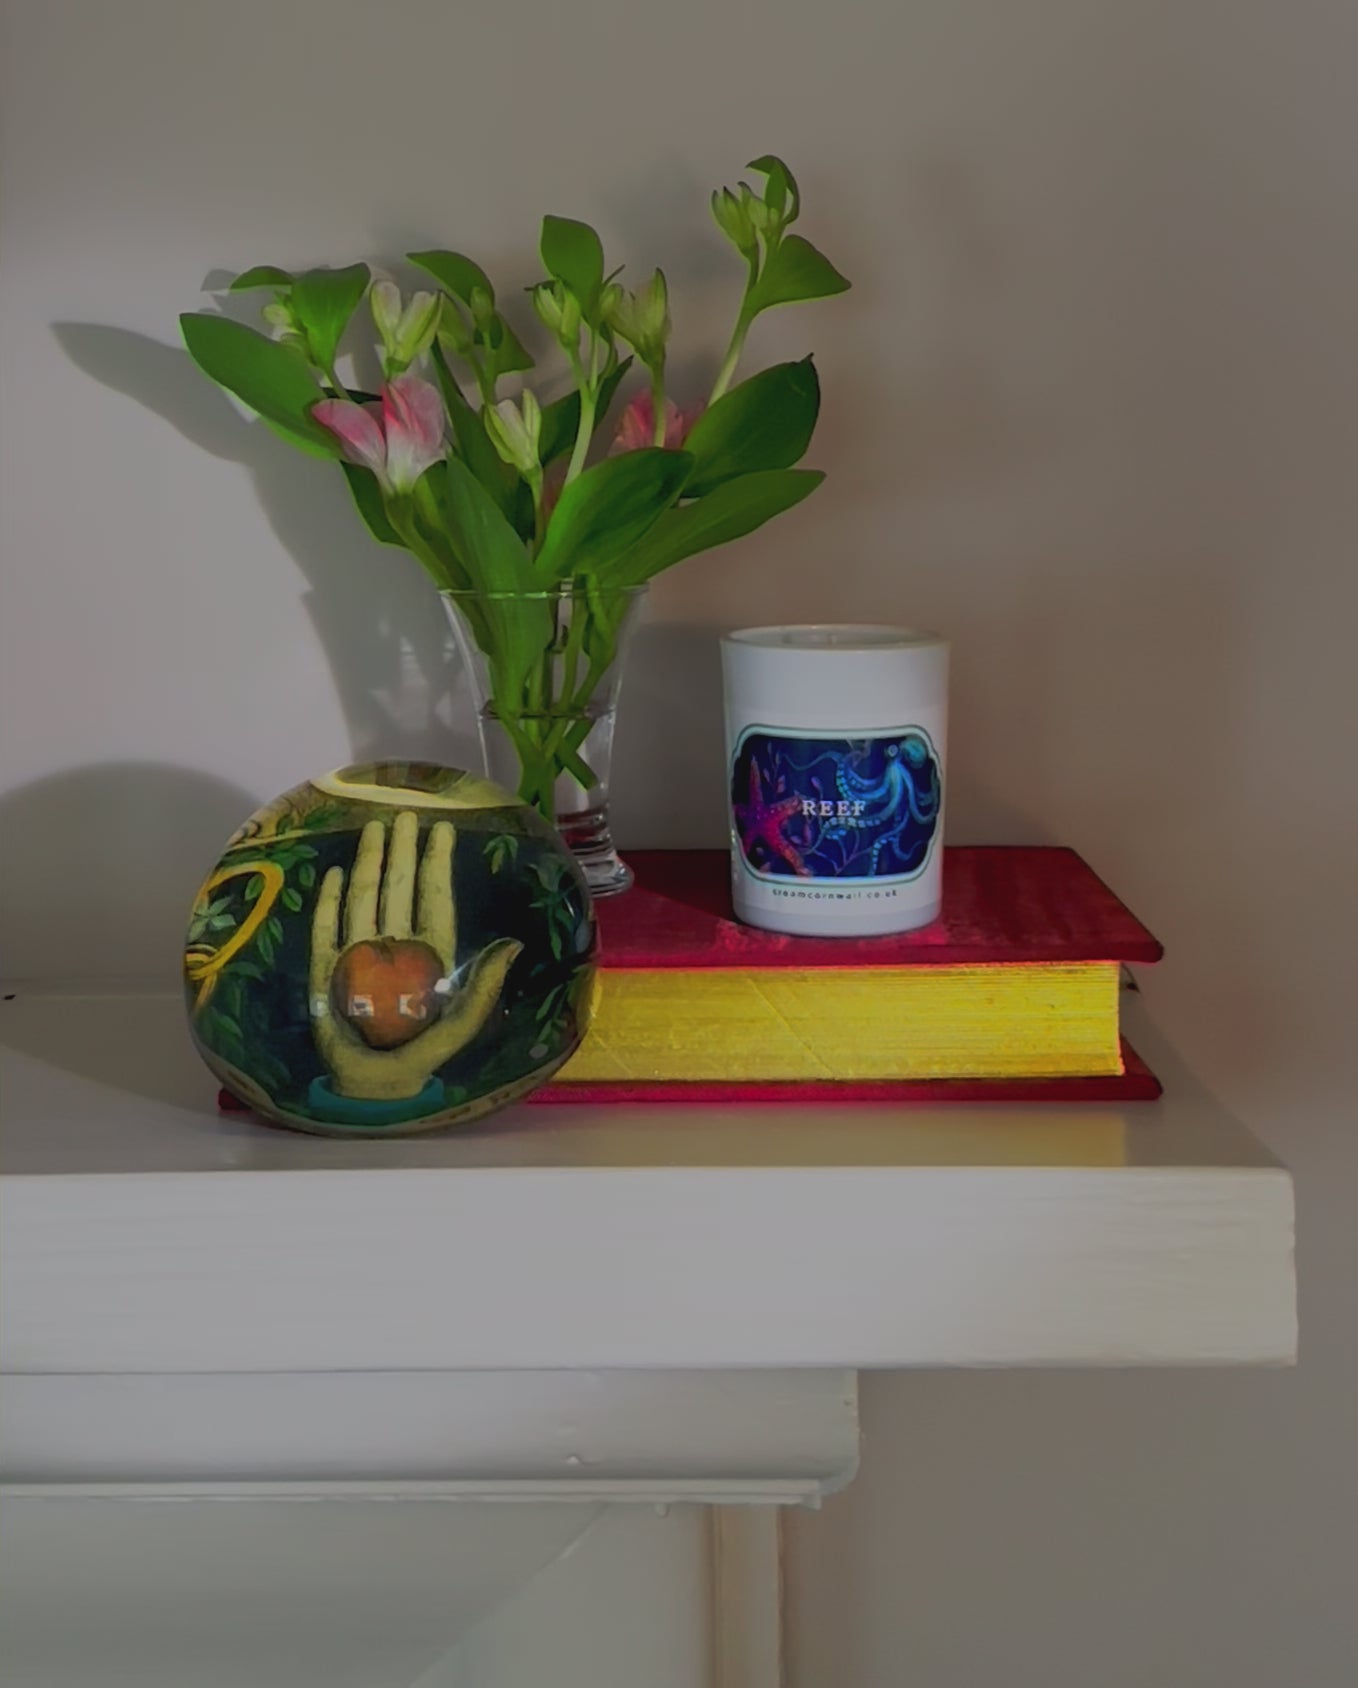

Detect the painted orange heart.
xmin=330 ymin=938 xmax=445 ymax=1050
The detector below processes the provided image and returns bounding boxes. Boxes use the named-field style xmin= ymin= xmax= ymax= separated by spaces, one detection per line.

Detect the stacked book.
xmin=537 ymin=846 xmax=1163 ymax=1103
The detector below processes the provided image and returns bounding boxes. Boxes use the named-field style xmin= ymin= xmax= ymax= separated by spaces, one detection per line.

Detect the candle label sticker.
xmin=731 ymin=726 xmax=942 ymax=884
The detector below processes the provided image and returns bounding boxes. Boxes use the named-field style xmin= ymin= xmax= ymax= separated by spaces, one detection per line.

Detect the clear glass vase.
xmin=442 ymin=583 xmax=648 ymax=897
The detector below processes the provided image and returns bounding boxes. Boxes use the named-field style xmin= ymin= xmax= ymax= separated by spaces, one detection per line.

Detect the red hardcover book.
xmin=533 ymin=847 xmax=1163 ymax=1104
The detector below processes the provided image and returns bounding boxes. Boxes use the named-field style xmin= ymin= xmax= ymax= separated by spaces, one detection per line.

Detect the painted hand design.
xmin=309 ymin=813 xmax=522 ymax=1102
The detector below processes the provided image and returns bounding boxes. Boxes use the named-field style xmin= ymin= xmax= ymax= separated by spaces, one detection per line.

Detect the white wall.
xmin=2 ymin=0 xmax=1355 ymax=1683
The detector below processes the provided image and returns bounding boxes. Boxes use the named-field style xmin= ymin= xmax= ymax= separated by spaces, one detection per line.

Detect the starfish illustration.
xmin=734 ymin=756 xmax=812 ymax=877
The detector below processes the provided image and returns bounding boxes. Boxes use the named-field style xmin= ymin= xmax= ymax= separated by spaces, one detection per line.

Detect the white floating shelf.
xmin=0 ymin=992 xmax=1295 ymax=1377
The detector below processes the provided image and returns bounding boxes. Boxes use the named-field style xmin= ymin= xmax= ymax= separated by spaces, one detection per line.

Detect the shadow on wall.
xmin=0 ymin=762 xmax=258 ymax=987
xmin=609 ymin=620 xmax=728 ymax=850
xmin=52 ymin=322 xmax=477 ymax=769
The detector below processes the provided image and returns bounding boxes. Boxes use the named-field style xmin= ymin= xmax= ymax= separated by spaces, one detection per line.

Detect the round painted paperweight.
xmin=183 ymin=762 xmax=597 ymax=1137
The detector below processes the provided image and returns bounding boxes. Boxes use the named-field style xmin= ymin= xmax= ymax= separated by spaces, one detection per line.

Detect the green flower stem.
xmin=529 ymin=469 xmax=546 ymax=550
xmin=519 ymin=652 xmax=612 ymax=815
xmin=560 ymin=588 xmax=588 ymax=701
xmin=515 ymin=746 xmax=556 ymax=814
xmin=564 ymin=389 xmax=596 ymax=486
xmin=388 ymin=497 xmax=461 ymax=592
xmin=649 ymin=361 xmax=668 ymax=447
xmin=538 ymin=603 xmax=625 ymax=793
xmin=709 ymin=253 xmax=761 ymax=403
xmin=563 ymin=330 xmax=603 ymax=486
xmin=527 ymin=636 xmax=551 ymax=721
xmin=490 ymin=695 xmax=554 ymax=812
xmin=709 ymin=308 xmax=752 ymax=403
xmin=471 ymin=355 xmax=496 ymax=408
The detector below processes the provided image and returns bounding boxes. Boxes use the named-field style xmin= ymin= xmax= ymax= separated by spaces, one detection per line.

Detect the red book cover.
xmin=588 ymin=846 xmax=1163 ymax=970
xmin=534 ymin=1040 xmax=1162 ymax=1105
xmin=220 ymin=1039 xmax=1162 ymax=1121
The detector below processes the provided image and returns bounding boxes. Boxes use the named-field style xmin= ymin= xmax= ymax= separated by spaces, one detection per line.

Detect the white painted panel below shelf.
xmin=1 ymin=1369 xmax=859 ymax=1499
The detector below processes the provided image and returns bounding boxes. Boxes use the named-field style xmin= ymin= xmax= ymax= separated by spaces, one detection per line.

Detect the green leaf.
xmin=290 ymin=263 xmax=370 ymax=374
xmin=258 ymin=416 xmax=334 ymax=461
xmin=534 ymin=449 xmax=693 ymax=587
xmin=484 ymin=316 xmax=534 ymax=382
xmin=408 ymin=250 xmax=495 ymax=306
xmin=256 ymin=932 xmax=276 ymax=966
xmin=747 ymin=235 xmax=850 ymax=315
xmin=540 ymin=216 xmax=604 ymax=313
xmin=340 ymin=463 xmax=404 ymax=547
xmin=682 ymin=360 xmax=820 ymax=495
xmin=259 ymin=1053 xmax=292 ymax=1090
xmin=282 ymin=887 xmax=304 ymax=912
xmin=486 ymin=832 xmax=520 ymax=874
xmin=230 ymin=265 xmax=294 ymax=292
xmin=213 ymin=1013 xmax=244 ymax=1040
xmin=267 ymin=916 xmax=285 ymax=943
xmin=298 ymin=862 xmax=317 ymax=889
xmin=180 ymin=314 xmax=338 ymax=457
xmin=429 ymin=343 xmax=524 ymax=525
xmin=616 ymin=468 xmax=824 ymax=585
xmin=538 ymin=358 xmax=632 ymax=466
xmin=244 ymin=875 xmax=264 ymax=903
xmin=747 ymin=155 xmax=799 ymax=223
xmin=439 ymin=455 xmax=536 ymax=595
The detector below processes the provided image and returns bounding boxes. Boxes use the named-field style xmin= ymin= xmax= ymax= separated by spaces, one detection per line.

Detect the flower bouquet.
xmin=182 ymin=155 xmax=848 ymax=892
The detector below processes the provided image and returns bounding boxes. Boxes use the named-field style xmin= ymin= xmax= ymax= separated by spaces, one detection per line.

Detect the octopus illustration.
xmin=837 ymin=734 xmax=941 ymax=873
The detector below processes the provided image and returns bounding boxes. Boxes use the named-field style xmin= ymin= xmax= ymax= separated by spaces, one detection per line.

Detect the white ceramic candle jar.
xmin=721 ymin=625 xmax=949 ymax=937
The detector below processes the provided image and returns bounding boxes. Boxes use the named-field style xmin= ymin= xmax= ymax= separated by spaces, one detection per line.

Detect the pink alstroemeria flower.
xmin=610 ymin=389 xmax=702 ymax=454
xmin=314 ymin=373 xmax=446 ymax=495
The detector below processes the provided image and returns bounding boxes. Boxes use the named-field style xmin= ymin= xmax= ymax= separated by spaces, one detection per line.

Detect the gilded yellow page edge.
xmin=559 ymin=964 xmax=1123 ymax=1082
